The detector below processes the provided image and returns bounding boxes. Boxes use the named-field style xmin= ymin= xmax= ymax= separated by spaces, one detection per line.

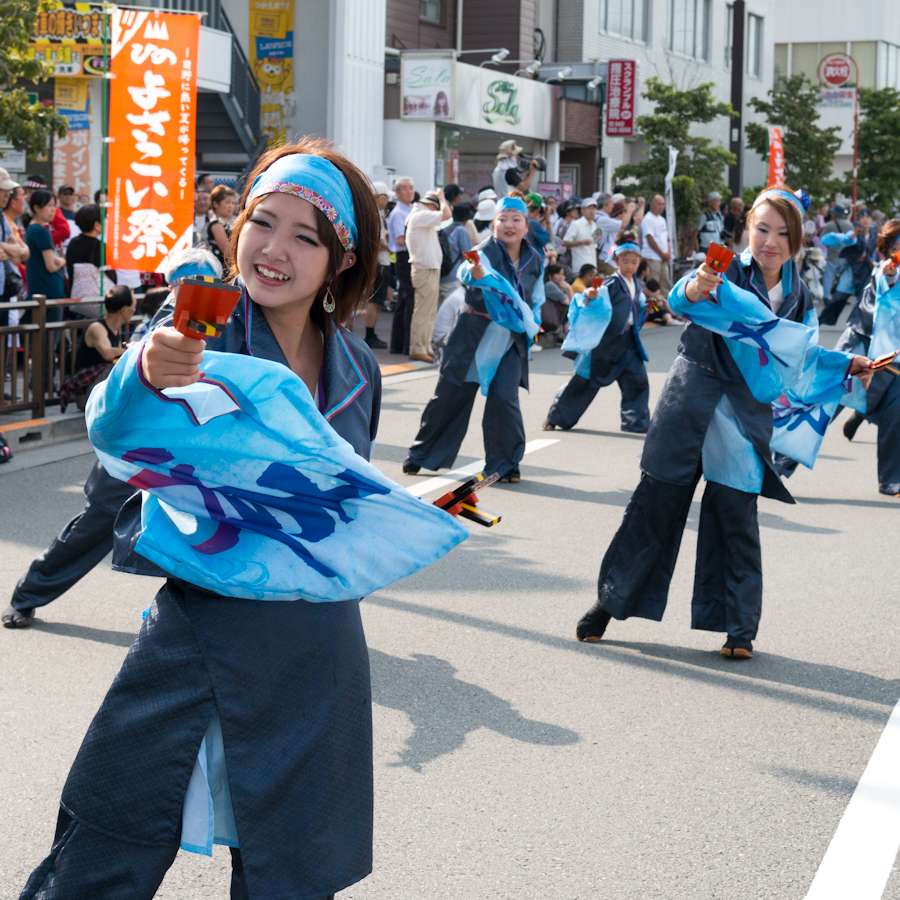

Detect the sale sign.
xmin=766 ymin=126 xmax=785 ymax=187
xmin=606 ymin=60 xmax=636 ymax=137
xmin=107 ymin=9 xmax=200 ymax=272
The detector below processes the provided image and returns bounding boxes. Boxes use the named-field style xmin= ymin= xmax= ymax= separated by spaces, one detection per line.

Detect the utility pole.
xmin=728 ymin=0 xmax=745 ymax=197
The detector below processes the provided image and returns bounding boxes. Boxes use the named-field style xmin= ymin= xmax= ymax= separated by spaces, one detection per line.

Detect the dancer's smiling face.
xmin=748 ymin=203 xmax=793 ymax=279
xmin=492 ymin=209 xmax=528 ymax=249
xmin=236 ymin=192 xmax=354 ymax=312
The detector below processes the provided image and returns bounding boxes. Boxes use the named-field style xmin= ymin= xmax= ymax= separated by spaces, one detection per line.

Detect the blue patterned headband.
xmin=247 ymin=153 xmax=358 ymax=251
xmin=495 ymin=197 xmax=529 ymax=216
xmin=609 ymin=241 xmax=641 ymax=259
xmin=752 ymin=189 xmax=804 ymax=221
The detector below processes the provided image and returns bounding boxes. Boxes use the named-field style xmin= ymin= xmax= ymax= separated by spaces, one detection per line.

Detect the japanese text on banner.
xmin=107 ymin=9 xmax=200 ymax=273
xmin=767 ymin=126 xmax=785 ymax=187
xmin=606 ymin=60 xmax=636 ymax=138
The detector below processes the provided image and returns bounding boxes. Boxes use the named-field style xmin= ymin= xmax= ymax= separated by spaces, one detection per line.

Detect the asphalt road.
xmin=1 ymin=320 xmax=898 ymax=899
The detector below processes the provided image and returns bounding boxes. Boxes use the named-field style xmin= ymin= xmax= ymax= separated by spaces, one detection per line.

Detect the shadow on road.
xmin=366 ymin=595 xmax=898 ymax=723
xmin=30 ymin=620 xmax=136 ymax=647
xmin=369 ymin=648 xmax=579 ymax=771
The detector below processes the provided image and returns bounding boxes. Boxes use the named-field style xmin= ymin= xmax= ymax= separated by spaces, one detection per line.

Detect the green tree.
xmin=613 ymin=77 xmax=736 ymax=242
xmin=847 ymin=87 xmax=900 ymax=212
xmin=745 ymin=74 xmax=841 ymax=203
xmin=0 ymin=0 xmax=68 ymax=156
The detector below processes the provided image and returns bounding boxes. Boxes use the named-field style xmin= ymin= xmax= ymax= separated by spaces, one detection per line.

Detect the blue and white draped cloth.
xmin=821 ymin=230 xmax=860 ymax=294
xmin=459 ymin=255 xmax=541 ymax=395
xmin=560 ymin=287 xmax=613 ymax=379
xmin=870 ymin=270 xmax=900 ymax=361
xmin=86 ymin=347 xmax=468 ymax=602
xmin=669 ymin=263 xmax=863 ymax=489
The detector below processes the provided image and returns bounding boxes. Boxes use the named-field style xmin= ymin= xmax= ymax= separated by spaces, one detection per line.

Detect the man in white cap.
xmin=406 ymin=188 xmax=451 ymax=362
xmin=492 ymin=139 xmax=540 ymax=199
xmin=563 ymin=196 xmax=599 ymax=273
xmin=691 ymin=190 xmax=724 ymax=255
xmin=364 ymin=180 xmax=391 ymax=349
xmin=0 ymin=167 xmax=28 ymax=328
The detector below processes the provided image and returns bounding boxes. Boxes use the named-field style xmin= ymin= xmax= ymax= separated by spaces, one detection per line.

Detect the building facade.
xmin=556 ymin=0 xmax=776 ymax=192
xmin=772 ymin=1 xmax=900 ymax=181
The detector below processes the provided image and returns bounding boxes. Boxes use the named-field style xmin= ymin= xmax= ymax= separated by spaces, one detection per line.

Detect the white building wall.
xmin=329 ymin=0 xmax=386 ymax=177
xmin=383 ymin=119 xmax=435 ymax=193
xmin=558 ymin=0 xmax=775 ymax=192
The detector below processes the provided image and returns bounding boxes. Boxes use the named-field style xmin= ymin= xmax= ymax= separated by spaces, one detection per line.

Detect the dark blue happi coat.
xmin=58 ymin=293 xmax=411 ymax=899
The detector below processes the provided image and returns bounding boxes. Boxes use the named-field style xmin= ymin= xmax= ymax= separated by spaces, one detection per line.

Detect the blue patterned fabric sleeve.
xmin=560 ymin=288 xmax=613 ymax=379
xmin=460 ymin=258 xmax=540 ymax=338
xmin=86 ymin=346 xmax=467 ymax=601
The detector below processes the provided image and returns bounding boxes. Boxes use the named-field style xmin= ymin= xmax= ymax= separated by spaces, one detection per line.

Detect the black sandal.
xmin=576 ymin=608 xmax=611 ymax=643
xmin=720 ymin=636 xmax=753 ymax=659
xmin=2 ymin=604 xmax=35 ymax=628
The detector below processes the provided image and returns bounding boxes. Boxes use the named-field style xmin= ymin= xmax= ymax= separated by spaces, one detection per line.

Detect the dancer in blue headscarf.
xmin=17 ymin=140 xmax=466 ymax=900
xmin=574 ymin=187 xmax=874 ymax=660
xmin=403 ymin=195 xmax=544 ymax=483
xmin=542 ymin=233 xmax=651 ymax=433
xmin=837 ymin=217 xmax=900 ymax=496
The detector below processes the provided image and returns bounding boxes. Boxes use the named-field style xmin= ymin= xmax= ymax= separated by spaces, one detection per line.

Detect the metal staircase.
xmin=160 ymin=0 xmax=267 ymax=177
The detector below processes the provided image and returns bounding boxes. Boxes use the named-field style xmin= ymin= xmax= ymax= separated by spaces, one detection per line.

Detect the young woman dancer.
xmin=403 ymin=196 xmax=544 ymax=483
xmin=17 ymin=140 xmax=465 ymax=900
xmin=542 ymin=234 xmax=650 ymax=433
xmin=837 ymin=218 xmax=900 ymax=496
xmin=575 ymin=188 xmax=874 ymax=659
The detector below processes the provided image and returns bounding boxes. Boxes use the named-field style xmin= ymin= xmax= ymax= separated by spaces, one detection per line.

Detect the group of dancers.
xmin=6 ymin=142 xmax=897 ymax=899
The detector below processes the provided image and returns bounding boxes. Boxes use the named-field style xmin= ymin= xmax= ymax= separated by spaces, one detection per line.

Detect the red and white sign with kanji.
xmin=107 ymin=9 xmax=200 ymax=272
xmin=606 ymin=59 xmax=636 ymax=137
xmin=818 ymin=53 xmax=853 ymax=88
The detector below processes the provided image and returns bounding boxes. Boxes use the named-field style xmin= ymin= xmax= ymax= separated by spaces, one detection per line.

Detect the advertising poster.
xmin=53 ymin=78 xmax=92 ymax=195
xmin=606 ymin=59 xmax=636 ymax=137
xmin=30 ymin=4 xmax=106 ymax=77
xmin=401 ymin=56 xmax=453 ymax=119
xmin=107 ymin=9 xmax=200 ymax=273
xmin=249 ymin=0 xmax=295 ymax=147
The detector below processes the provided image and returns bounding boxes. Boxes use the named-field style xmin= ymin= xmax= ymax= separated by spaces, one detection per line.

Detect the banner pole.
xmin=100 ymin=3 xmax=110 ymax=306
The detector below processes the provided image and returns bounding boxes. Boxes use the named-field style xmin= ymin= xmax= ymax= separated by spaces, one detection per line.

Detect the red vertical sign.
xmin=605 ymin=60 xmax=636 ymax=137
xmin=766 ymin=126 xmax=785 ymax=187
xmin=107 ymin=9 xmax=200 ymax=273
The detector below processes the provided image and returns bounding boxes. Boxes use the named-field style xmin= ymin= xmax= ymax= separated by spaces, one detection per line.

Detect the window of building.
xmin=670 ymin=0 xmax=710 ymax=62
xmin=419 ymin=0 xmax=441 ymax=25
xmin=747 ymin=14 xmax=763 ymax=79
xmin=851 ymin=41 xmax=876 ymax=88
xmin=885 ymin=43 xmax=900 ymax=90
xmin=600 ymin=0 xmax=649 ymax=43
xmin=773 ymin=43 xmax=788 ymax=90
xmin=790 ymin=42 xmax=819 ymax=83
xmin=725 ymin=4 xmax=733 ymax=70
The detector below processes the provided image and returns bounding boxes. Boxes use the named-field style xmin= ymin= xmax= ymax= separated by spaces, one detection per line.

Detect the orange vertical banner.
xmin=766 ymin=126 xmax=785 ymax=187
xmin=107 ymin=9 xmax=200 ymax=272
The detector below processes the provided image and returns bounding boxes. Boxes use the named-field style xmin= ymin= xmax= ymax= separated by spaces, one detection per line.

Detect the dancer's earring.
xmin=323 ymin=285 xmax=336 ymax=314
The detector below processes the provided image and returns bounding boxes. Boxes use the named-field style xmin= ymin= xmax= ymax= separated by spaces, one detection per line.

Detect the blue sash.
xmin=86 ymin=348 xmax=467 ymax=601
xmin=871 ymin=271 xmax=900 ymax=359
xmin=670 ymin=269 xmax=859 ymax=474
xmin=560 ymin=288 xmax=613 ymax=379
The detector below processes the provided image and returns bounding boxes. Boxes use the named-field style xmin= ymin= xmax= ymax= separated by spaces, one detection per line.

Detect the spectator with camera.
xmin=492 ymin=139 xmax=544 ymax=199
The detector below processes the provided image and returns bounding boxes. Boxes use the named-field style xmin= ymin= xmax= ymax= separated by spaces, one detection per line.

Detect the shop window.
xmin=599 ymin=0 xmax=649 ymax=44
xmin=419 ymin=0 xmax=442 ymax=25
xmin=670 ymin=0 xmax=710 ymax=62
xmin=747 ymin=14 xmax=763 ymax=80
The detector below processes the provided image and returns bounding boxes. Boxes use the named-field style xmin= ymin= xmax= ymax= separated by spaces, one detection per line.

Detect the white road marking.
xmin=804 ymin=697 xmax=900 ymax=900
xmin=407 ymin=438 xmax=560 ymax=498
